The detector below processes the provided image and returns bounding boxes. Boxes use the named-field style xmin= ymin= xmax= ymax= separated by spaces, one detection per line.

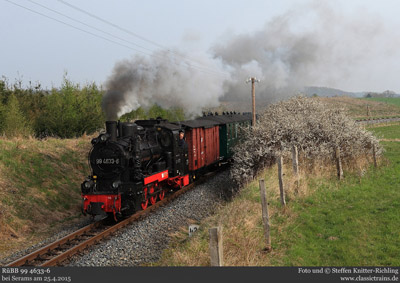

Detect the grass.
xmin=0 ymin=135 xmax=92 ymax=260
xmin=365 ymin=122 xmax=400 ymax=140
xmin=363 ymin=97 xmax=400 ymax=107
xmin=275 ymin=149 xmax=400 ymax=265
xmin=154 ymin=122 xmax=400 ymax=266
xmin=0 ymin=96 xmax=399 ymax=265
xmin=315 ymin=97 xmax=400 ymax=119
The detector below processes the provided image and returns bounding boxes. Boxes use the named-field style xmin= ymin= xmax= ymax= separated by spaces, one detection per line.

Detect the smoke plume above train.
xmin=103 ymin=2 xmax=397 ymax=120
xmin=102 ymin=50 xmax=229 ymax=120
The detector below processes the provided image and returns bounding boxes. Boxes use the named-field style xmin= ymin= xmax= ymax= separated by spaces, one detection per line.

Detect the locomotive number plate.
xmin=96 ymin=158 xmax=120 ymax=165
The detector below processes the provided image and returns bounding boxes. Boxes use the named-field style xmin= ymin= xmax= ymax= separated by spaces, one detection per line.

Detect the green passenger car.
xmin=198 ymin=113 xmax=252 ymax=160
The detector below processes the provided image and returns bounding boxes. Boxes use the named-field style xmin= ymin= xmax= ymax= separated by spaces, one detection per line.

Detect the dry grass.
xmin=156 ymin=154 xmax=374 ymax=266
xmin=364 ymin=122 xmax=400 ymax=129
xmin=0 ymin=135 xmax=93 ymax=259
xmin=379 ymin=139 xmax=400 ymax=142
xmin=316 ymin=97 xmax=400 ymax=118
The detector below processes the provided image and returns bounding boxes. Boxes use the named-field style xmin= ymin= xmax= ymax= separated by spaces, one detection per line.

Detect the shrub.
xmin=231 ymin=96 xmax=382 ymax=187
xmin=1 ymin=93 xmax=33 ymax=137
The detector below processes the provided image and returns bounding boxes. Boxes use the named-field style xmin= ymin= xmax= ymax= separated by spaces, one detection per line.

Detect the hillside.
xmin=302 ymin=86 xmax=365 ymax=97
xmin=316 ymin=97 xmax=400 ymax=118
xmin=301 ymin=86 xmax=400 ymax=98
xmin=0 ymin=136 xmax=92 ymax=258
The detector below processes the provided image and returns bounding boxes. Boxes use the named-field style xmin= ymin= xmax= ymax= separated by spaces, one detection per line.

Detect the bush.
xmin=1 ymin=93 xmax=33 ymax=137
xmin=231 ymin=96 xmax=382 ymax=186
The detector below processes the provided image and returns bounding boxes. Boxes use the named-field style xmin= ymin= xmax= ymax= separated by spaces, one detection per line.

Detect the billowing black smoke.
xmin=102 ymin=50 xmax=229 ymax=120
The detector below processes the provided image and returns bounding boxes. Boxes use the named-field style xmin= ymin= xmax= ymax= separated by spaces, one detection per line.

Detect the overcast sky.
xmin=1 ymin=0 xmax=400 ymax=93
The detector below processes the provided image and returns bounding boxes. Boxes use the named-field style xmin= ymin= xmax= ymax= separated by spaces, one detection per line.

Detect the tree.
xmin=2 ymin=93 xmax=33 ymax=137
xmin=36 ymin=78 xmax=105 ymax=138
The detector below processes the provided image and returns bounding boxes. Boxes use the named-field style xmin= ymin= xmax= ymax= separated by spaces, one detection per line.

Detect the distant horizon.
xmin=2 ymin=74 xmax=400 ymax=99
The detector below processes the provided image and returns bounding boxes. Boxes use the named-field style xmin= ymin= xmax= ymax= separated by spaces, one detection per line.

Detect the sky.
xmin=1 ymin=0 xmax=400 ymax=95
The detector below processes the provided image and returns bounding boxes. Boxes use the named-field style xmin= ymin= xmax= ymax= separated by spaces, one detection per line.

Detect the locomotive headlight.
xmin=84 ymin=180 xmax=93 ymax=189
xmin=112 ymin=181 xmax=121 ymax=189
xmin=99 ymin=133 xmax=111 ymax=142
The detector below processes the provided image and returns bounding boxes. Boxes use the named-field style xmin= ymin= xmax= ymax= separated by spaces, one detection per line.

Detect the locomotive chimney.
xmin=106 ymin=121 xmax=117 ymax=141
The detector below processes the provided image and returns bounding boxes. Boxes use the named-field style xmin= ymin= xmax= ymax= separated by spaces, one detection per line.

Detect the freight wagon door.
xmin=215 ymin=126 xmax=220 ymax=161
xmin=204 ymin=127 xmax=211 ymax=166
xmin=186 ymin=128 xmax=197 ymax=171
xmin=199 ymin=128 xmax=205 ymax=168
xmin=187 ymin=127 xmax=205 ymax=171
xmin=204 ymin=127 xmax=212 ymax=166
xmin=212 ymin=126 xmax=220 ymax=164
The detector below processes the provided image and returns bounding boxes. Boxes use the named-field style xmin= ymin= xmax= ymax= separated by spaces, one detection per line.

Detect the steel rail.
xmin=6 ymin=170 xmax=217 ymax=267
xmin=6 ymin=221 xmax=103 ymax=266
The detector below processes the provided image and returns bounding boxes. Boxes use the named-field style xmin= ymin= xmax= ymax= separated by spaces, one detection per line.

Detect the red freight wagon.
xmin=180 ymin=119 xmax=220 ymax=171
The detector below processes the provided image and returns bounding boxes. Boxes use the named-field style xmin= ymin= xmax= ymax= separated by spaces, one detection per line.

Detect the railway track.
xmin=6 ymin=171 xmax=217 ymax=267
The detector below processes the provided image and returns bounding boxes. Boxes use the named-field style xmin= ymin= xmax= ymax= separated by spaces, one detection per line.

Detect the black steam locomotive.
xmin=81 ymin=114 xmax=251 ymax=220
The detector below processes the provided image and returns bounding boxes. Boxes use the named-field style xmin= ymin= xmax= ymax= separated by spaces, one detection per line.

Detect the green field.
xmin=275 ymin=140 xmax=400 ymax=265
xmin=367 ymin=123 xmax=400 ymax=140
xmin=156 ymin=123 xmax=400 ymax=266
xmin=362 ymin=97 xmax=400 ymax=107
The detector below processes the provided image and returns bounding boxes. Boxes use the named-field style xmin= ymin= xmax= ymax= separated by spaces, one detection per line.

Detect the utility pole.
xmin=246 ymin=77 xmax=260 ymax=126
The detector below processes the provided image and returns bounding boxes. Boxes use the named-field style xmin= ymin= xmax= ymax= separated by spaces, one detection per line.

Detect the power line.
xmin=56 ymin=0 xmax=169 ymax=50
xmin=31 ymin=0 xmax=228 ymax=77
xmin=56 ymin=0 xmax=229 ymax=77
xmin=27 ymin=0 xmax=157 ymax=54
xmin=4 ymin=0 xmax=229 ymax=78
xmin=5 ymin=0 xmax=151 ymax=55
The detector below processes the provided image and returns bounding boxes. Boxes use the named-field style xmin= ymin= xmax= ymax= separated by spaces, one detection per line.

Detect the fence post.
xmin=292 ymin=145 xmax=299 ymax=176
xmin=259 ymin=179 xmax=271 ymax=251
xmin=372 ymin=144 xmax=378 ymax=168
xmin=335 ymin=146 xmax=343 ymax=180
xmin=209 ymin=226 xmax=223 ymax=266
xmin=277 ymin=156 xmax=286 ymax=206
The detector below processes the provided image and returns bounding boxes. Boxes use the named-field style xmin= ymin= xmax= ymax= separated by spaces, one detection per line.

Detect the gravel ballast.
xmin=66 ymin=170 xmax=233 ymax=266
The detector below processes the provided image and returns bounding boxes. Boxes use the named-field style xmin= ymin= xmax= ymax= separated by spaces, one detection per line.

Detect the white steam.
xmin=103 ymin=2 xmax=398 ymax=119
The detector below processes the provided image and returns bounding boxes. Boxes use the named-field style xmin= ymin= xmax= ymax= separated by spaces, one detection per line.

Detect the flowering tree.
xmin=231 ymin=96 xmax=382 ymax=187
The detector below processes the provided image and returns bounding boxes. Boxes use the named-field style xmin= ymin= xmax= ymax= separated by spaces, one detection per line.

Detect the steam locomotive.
xmin=81 ymin=113 xmax=252 ymax=220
